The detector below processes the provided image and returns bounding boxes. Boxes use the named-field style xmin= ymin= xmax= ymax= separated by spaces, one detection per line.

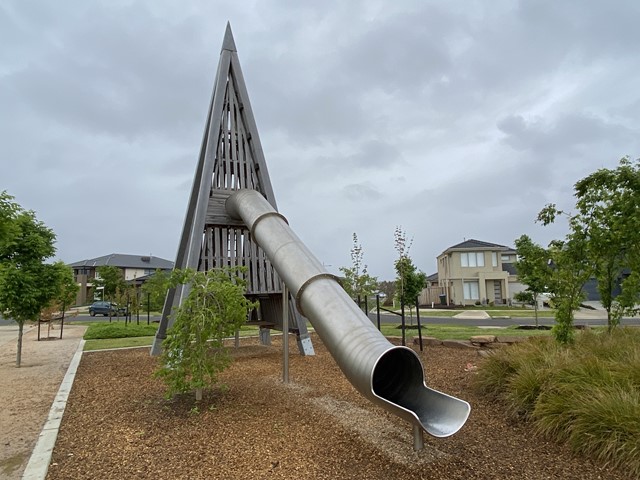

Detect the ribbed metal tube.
xmin=226 ymin=189 xmax=470 ymax=437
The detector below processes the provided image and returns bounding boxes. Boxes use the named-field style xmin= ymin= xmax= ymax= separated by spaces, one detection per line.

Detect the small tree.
xmin=339 ymin=233 xmax=378 ymax=306
xmin=0 ymin=191 xmax=20 ymax=257
xmin=114 ymin=283 xmax=137 ymax=319
xmin=377 ymin=280 xmax=395 ymax=306
xmin=39 ymin=262 xmax=79 ymax=336
xmin=573 ymin=157 xmax=640 ymax=330
xmin=514 ymin=234 xmax=552 ymax=327
xmin=546 ymin=237 xmax=590 ymax=344
xmin=155 ymin=267 xmax=257 ymax=401
xmin=393 ymin=227 xmax=427 ymax=319
xmin=141 ymin=269 xmax=171 ymax=312
xmin=538 ymin=157 xmax=640 ymax=334
xmin=94 ymin=265 xmax=126 ymax=300
xmin=53 ymin=262 xmax=79 ymax=309
xmin=513 ymin=290 xmax=535 ymax=307
xmin=0 ymin=195 xmax=60 ymax=366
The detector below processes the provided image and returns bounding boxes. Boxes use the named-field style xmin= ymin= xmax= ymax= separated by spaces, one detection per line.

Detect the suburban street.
xmin=369 ymin=312 xmax=640 ymax=328
xmin=3 ymin=310 xmax=639 ymax=328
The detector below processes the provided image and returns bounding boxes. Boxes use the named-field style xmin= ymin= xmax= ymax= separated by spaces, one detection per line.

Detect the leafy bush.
xmin=155 ymin=267 xmax=256 ymax=400
xmin=474 ymin=328 xmax=640 ymax=477
xmin=84 ymin=322 xmax=158 ymax=340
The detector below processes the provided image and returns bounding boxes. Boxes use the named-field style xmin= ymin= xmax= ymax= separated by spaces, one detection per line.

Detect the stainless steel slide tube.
xmin=226 ymin=190 xmax=470 ymax=437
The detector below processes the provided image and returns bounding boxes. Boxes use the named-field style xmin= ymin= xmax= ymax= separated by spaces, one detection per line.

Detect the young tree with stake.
xmin=339 ymin=233 xmax=378 ymax=306
xmin=0 ymin=192 xmax=62 ymax=366
xmin=155 ymin=267 xmax=257 ymax=401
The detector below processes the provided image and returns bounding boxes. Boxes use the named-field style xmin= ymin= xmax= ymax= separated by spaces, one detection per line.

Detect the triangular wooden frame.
xmin=152 ymin=23 xmax=313 ymax=356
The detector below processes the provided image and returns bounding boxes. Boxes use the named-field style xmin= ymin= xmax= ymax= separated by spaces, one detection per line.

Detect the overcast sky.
xmin=2 ymin=1 xmax=639 ymax=280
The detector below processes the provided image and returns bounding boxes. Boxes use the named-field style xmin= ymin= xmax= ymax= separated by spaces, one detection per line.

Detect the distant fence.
xmin=419 ymin=286 xmax=447 ymax=306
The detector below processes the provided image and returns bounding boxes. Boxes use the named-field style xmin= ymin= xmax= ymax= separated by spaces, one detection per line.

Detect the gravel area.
xmin=0 ymin=324 xmax=86 ymax=480
xmin=47 ymin=334 xmax=630 ymax=479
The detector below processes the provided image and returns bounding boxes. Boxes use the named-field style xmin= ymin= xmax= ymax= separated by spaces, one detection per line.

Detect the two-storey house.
xmin=436 ymin=239 xmax=520 ymax=306
xmin=69 ymin=253 xmax=174 ymax=305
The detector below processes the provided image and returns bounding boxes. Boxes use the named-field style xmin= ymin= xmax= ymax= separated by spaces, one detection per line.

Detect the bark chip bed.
xmin=47 ymin=335 xmax=628 ymax=479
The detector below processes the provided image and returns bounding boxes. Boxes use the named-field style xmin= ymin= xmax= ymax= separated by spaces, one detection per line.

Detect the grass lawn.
xmin=406 ymin=308 xmax=556 ymax=318
xmin=85 ymin=336 xmax=158 ymax=351
xmin=82 ymin=321 xmax=260 ymax=351
xmin=82 ymin=319 xmax=554 ymax=350
xmin=379 ymin=323 xmax=552 ymax=340
xmin=484 ymin=309 xmax=555 ymax=318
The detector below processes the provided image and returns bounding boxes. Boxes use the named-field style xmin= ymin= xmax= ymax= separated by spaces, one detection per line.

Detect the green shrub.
xmin=84 ymin=322 xmax=158 ymax=340
xmin=504 ymin=359 xmax=554 ymax=418
xmin=474 ymin=336 xmax=559 ymax=404
xmin=155 ymin=267 xmax=256 ymax=400
xmin=534 ymin=385 xmax=640 ymax=477
xmin=475 ymin=328 xmax=640 ymax=477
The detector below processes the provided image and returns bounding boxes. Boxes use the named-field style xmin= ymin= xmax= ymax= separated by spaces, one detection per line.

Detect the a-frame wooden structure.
xmin=151 ymin=23 xmax=314 ymax=356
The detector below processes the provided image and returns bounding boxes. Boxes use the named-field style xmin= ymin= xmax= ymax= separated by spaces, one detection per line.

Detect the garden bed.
xmin=47 ymin=335 xmax=629 ymax=479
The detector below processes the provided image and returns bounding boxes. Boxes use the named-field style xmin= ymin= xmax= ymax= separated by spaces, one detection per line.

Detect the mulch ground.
xmin=46 ymin=335 xmax=630 ymax=479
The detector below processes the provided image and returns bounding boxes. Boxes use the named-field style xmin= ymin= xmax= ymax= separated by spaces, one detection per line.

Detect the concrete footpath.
xmin=0 ymin=323 xmax=86 ymax=480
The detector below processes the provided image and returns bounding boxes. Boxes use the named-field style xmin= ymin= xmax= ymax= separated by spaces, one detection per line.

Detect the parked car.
xmin=112 ymin=303 xmax=127 ymax=316
xmin=89 ymin=301 xmax=126 ymax=317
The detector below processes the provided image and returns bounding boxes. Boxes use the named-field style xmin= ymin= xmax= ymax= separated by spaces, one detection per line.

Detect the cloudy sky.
xmin=2 ymin=1 xmax=639 ymax=280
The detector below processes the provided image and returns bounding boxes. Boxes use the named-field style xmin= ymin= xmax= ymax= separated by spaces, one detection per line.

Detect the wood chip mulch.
xmin=46 ymin=335 xmax=630 ymax=479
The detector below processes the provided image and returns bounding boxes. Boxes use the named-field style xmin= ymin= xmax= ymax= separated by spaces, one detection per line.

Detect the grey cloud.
xmin=498 ymin=113 xmax=635 ymax=155
xmin=305 ymin=139 xmax=403 ymax=173
xmin=346 ymin=140 xmax=403 ymax=169
xmin=2 ymin=2 xmax=213 ymax=141
xmin=342 ymin=182 xmax=383 ymax=201
xmin=2 ymin=0 xmax=640 ymax=281
xmin=341 ymin=6 xmax=459 ymax=93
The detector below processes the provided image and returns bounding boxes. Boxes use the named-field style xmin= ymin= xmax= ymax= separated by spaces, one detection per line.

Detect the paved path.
xmin=453 ymin=310 xmax=491 ymax=320
xmin=0 ymin=323 xmax=86 ymax=480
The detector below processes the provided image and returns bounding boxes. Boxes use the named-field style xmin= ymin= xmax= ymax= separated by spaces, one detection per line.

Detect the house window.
xmin=461 ymin=252 xmax=485 ymax=267
xmin=492 ymin=252 xmax=498 ymax=267
xmin=463 ymin=281 xmax=480 ymax=300
xmin=501 ymin=254 xmax=511 ymax=261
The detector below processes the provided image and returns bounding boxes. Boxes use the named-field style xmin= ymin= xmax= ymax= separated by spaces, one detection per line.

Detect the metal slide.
xmin=226 ymin=190 xmax=470 ymax=438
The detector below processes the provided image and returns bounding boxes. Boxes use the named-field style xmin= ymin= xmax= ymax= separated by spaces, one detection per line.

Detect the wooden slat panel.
xmin=257 ymin=241 xmax=267 ymax=293
xmin=229 ymin=228 xmax=239 ymax=267
xmin=236 ymin=228 xmax=243 ymax=266
xmin=223 ymin=84 xmax=231 ymax=190
xmin=273 ymin=268 xmax=282 ymax=291
xmin=236 ymin=228 xmax=244 ymax=283
xmin=214 ymin=227 xmax=222 ymax=270
xmin=214 ymin=125 xmax=222 ymax=189
xmin=205 ymin=193 xmax=244 ymax=227
xmin=238 ymin=116 xmax=248 ymax=189
xmin=228 ymin=80 xmax=239 ymax=190
xmin=241 ymin=229 xmax=250 ymax=285
xmin=198 ymin=231 xmax=206 ymax=271
xmin=206 ymin=227 xmax=213 ymax=271
xmin=222 ymin=227 xmax=229 ymax=267
xmin=237 ymin=116 xmax=255 ymax=189
xmin=264 ymin=248 xmax=274 ymax=292
xmin=249 ymin=234 xmax=259 ymax=293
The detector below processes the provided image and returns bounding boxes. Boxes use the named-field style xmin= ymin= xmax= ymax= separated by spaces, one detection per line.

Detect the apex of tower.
xmin=222 ymin=22 xmax=237 ymax=52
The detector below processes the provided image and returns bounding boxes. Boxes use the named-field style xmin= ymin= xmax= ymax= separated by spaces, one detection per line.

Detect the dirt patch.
xmin=0 ymin=324 xmax=86 ymax=479
xmin=46 ymin=334 xmax=630 ymax=479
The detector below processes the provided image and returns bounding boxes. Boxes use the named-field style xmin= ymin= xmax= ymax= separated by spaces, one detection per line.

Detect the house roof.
xmin=441 ymin=239 xmax=515 ymax=254
xmin=69 ymin=253 xmax=174 ymax=270
xmin=426 ymin=272 xmax=438 ymax=283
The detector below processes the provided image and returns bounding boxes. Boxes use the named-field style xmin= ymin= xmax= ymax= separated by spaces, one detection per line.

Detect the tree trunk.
xmin=16 ymin=321 xmax=23 ymax=367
